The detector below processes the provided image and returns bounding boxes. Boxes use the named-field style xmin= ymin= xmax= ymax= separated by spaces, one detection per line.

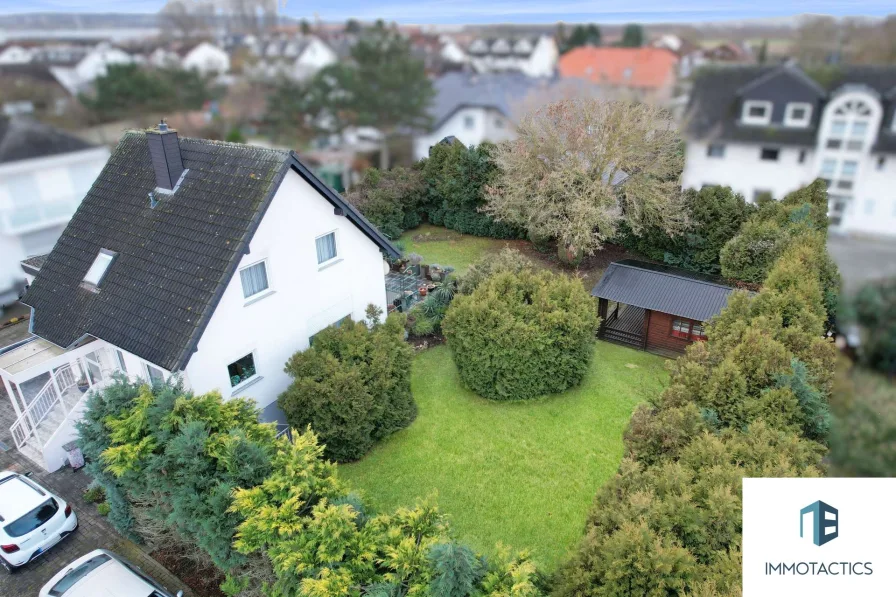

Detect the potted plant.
xmin=76 ymin=377 xmax=89 ymax=392
xmin=407 ymin=253 xmax=423 ymax=276
xmin=429 ymin=264 xmax=444 ymax=282
xmin=419 ymin=286 xmax=428 ymax=297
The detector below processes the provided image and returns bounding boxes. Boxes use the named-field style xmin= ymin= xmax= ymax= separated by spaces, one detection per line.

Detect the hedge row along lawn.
xmin=339 ymin=342 xmax=668 ymax=571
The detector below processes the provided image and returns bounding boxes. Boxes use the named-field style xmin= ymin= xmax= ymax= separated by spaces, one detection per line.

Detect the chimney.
xmin=146 ymin=119 xmax=184 ymax=191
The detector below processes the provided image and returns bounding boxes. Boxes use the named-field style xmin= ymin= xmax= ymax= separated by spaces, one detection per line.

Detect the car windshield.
xmin=3 ymin=498 xmax=58 ymax=538
xmin=48 ymin=553 xmax=111 ymax=596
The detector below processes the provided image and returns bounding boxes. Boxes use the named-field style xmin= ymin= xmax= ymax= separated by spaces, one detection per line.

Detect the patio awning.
xmin=0 ymin=338 xmax=67 ymax=376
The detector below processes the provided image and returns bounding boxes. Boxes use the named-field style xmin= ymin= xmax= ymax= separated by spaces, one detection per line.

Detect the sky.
xmin=0 ymin=0 xmax=891 ymax=24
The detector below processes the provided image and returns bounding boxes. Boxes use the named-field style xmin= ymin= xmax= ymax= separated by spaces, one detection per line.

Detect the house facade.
xmin=181 ymin=41 xmax=230 ymax=76
xmin=49 ymin=43 xmax=132 ymax=95
xmin=0 ymin=123 xmax=398 ymax=472
xmin=0 ymin=118 xmax=109 ymax=307
xmin=466 ymin=35 xmax=558 ymax=78
xmin=682 ymin=64 xmax=896 ymax=237
xmin=591 ymin=260 xmax=734 ymax=356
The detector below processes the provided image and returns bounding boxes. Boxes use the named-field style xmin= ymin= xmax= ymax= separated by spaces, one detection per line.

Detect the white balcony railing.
xmin=10 ymin=364 xmax=77 ymax=449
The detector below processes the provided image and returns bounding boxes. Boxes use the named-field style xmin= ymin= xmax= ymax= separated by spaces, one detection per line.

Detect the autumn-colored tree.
xmin=484 ymin=98 xmax=686 ymax=264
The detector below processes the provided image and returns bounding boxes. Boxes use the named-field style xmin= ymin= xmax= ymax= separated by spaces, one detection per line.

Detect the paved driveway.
xmin=0 ymin=385 xmax=192 ymax=597
xmin=828 ymin=234 xmax=896 ymax=296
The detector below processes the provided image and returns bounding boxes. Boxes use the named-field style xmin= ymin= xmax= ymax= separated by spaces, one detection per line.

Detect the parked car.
xmin=0 ymin=471 xmax=78 ymax=571
xmin=39 ymin=549 xmax=185 ymax=597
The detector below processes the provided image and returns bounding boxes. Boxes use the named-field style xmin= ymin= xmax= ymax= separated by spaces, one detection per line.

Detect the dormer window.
xmin=742 ymin=100 xmax=772 ymax=126
xmin=83 ymin=249 xmax=116 ymax=287
xmin=784 ymin=102 xmax=812 ymax=128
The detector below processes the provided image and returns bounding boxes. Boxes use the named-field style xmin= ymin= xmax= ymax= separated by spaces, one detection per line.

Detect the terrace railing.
xmin=10 ymin=364 xmax=77 ymax=449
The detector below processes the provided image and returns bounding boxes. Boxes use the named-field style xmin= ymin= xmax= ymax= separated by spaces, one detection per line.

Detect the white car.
xmin=0 ymin=470 xmax=78 ymax=571
xmin=40 ymin=549 xmax=185 ymax=597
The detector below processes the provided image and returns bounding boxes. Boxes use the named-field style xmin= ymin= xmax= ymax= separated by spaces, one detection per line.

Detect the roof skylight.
xmin=83 ymin=249 xmax=116 ymax=287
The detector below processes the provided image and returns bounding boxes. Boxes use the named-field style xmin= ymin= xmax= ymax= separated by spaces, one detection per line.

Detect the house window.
xmin=494 ymin=117 xmax=504 ymax=129
xmin=784 ymin=102 xmax=812 ymax=127
xmin=798 ymin=149 xmax=807 ymax=163
xmin=239 ymin=260 xmax=269 ymax=299
xmin=145 ymin=364 xmax=165 ymax=384
xmin=309 ymin=315 xmax=351 ymax=346
xmin=315 ymin=232 xmax=338 ymax=265
xmin=878 ymin=156 xmax=886 ymax=170
xmin=706 ymin=144 xmax=725 ymax=158
xmin=671 ymin=318 xmax=691 ymax=339
xmin=115 ymin=350 xmax=128 ymax=373
xmin=464 ymin=115 xmax=475 ymax=129
xmin=83 ymin=249 xmax=116 ymax=287
xmin=753 ymin=189 xmax=772 ymax=203
xmin=228 ymin=353 xmax=257 ymax=388
xmin=742 ymin=100 xmax=772 ymax=125
xmin=760 ymin=147 xmax=779 ymax=161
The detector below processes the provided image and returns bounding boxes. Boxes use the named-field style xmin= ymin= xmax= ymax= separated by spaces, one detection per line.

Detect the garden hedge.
xmin=442 ymin=269 xmax=598 ymax=400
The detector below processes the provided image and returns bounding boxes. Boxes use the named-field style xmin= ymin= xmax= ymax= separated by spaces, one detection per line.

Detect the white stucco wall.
xmin=413 ymin=106 xmax=515 ymax=161
xmin=521 ymin=36 xmax=558 ymax=78
xmin=183 ymin=168 xmax=388 ymax=409
xmin=74 ymin=46 xmax=132 ymax=82
xmin=841 ymin=154 xmax=896 ymax=236
xmin=682 ymin=141 xmax=816 ymax=201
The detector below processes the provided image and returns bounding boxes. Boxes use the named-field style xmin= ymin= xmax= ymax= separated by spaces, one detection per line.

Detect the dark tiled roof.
xmin=685 ymin=65 xmax=896 ymax=152
xmin=0 ymin=117 xmax=95 ymax=164
xmin=591 ymin=260 xmax=734 ymax=323
xmin=23 ymin=132 xmax=399 ymax=371
xmin=21 ymin=254 xmax=49 ymax=276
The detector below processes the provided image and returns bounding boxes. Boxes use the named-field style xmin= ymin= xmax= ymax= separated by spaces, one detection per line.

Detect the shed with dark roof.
xmin=591 ymin=260 xmax=735 ymax=354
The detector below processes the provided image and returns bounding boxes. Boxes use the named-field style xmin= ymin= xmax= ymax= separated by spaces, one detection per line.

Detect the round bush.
xmin=442 ymin=269 xmax=598 ymax=400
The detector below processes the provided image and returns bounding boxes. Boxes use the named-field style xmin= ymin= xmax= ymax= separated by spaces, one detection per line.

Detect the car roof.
xmin=0 ymin=473 xmax=50 ymax=524
xmin=41 ymin=550 xmax=156 ymax=597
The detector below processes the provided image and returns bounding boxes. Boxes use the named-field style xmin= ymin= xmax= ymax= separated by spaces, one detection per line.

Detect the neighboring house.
xmin=466 ymin=35 xmax=558 ymax=78
xmin=705 ymin=42 xmax=753 ymax=63
xmin=440 ymin=36 xmax=467 ymax=65
xmin=246 ymin=35 xmax=337 ymax=81
xmin=682 ymin=64 xmax=896 ymax=237
xmin=650 ymin=34 xmax=705 ymax=78
xmin=49 ymin=43 xmax=132 ymax=95
xmin=0 ymin=44 xmax=34 ymax=65
xmin=0 ymin=122 xmax=399 ymax=472
xmin=413 ymin=71 xmax=548 ymax=160
xmin=0 ymin=117 xmax=109 ymax=308
xmin=0 ymin=64 xmax=74 ymax=117
xmin=558 ymin=47 xmax=679 ymax=103
xmin=180 ymin=41 xmax=230 ymax=76
xmin=592 ymin=260 xmax=734 ymax=356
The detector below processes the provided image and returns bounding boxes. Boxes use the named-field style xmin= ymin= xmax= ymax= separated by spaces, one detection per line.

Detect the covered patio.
xmin=597 ymin=302 xmax=647 ymax=349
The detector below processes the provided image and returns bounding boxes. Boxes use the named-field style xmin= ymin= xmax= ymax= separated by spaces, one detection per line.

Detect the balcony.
xmin=0 ymin=199 xmax=80 ymax=236
xmin=0 ymin=337 xmax=124 ymax=471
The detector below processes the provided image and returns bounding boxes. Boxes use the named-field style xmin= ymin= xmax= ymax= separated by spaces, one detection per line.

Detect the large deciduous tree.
xmin=484 ymin=97 xmax=686 ymax=263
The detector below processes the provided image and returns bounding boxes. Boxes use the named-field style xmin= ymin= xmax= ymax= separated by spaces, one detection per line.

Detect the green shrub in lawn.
xmin=442 ymin=270 xmax=599 ymax=400
xmin=278 ymin=308 xmax=416 ymax=462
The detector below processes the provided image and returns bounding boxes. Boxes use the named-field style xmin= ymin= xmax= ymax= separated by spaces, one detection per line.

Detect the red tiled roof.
xmin=559 ymin=47 xmax=678 ymax=90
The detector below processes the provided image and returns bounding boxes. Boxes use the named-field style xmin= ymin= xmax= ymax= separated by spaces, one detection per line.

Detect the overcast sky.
xmin=0 ymin=0 xmax=891 ymax=24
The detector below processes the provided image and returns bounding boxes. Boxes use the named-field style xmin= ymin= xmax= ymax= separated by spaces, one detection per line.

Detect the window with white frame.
xmin=145 ymin=363 xmax=165 ymax=384
xmin=115 ymin=350 xmax=128 ymax=373
xmin=706 ymin=144 xmax=725 ymax=158
xmin=239 ymin=260 xmax=269 ymax=299
xmin=315 ymin=231 xmax=338 ymax=265
xmin=228 ymin=352 xmax=257 ymax=388
xmin=742 ymin=100 xmax=772 ymax=125
xmin=83 ymin=249 xmax=116 ymax=287
xmin=784 ymin=102 xmax=812 ymax=127
xmin=464 ymin=115 xmax=475 ymax=129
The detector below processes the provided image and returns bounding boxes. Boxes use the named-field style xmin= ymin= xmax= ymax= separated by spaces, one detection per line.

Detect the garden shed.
xmin=591 ymin=260 xmax=735 ymax=355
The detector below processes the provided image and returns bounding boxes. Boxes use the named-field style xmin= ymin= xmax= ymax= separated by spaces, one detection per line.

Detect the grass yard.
xmin=339 ymin=342 xmax=667 ymax=571
xmin=398 ymin=224 xmax=509 ymax=273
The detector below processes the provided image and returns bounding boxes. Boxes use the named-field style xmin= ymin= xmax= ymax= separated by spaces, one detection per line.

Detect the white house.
xmin=0 ymin=123 xmax=400 ymax=472
xmin=180 ymin=41 xmax=230 ymax=76
xmin=0 ymin=45 xmax=33 ymax=65
xmin=413 ymin=72 xmax=549 ymax=160
xmin=49 ymin=43 xmax=132 ymax=95
xmin=682 ymin=64 xmax=896 ymax=238
xmin=466 ymin=35 xmax=558 ymax=78
xmin=0 ymin=117 xmax=109 ymax=308
xmin=246 ymin=35 xmax=337 ymax=82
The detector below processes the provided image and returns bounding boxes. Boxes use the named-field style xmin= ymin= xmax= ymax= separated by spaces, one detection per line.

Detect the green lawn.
xmin=339 ymin=342 xmax=667 ymax=570
xmin=398 ymin=224 xmax=510 ymax=273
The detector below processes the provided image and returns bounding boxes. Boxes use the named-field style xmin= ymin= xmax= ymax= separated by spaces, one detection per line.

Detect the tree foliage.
xmin=848 ymin=277 xmax=896 ymax=376
xmin=562 ymin=24 xmax=602 ymax=52
xmin=443 ymin=269 xmax=598 ymax=400
xmin=620 ymin=24 xmax=645 ymax=48
xmin=484 ymin=98 xmax=686 ymax=263
xmin=829 ymin=368 xmax=896 ymax=477
xmin=278 ymin=311 xmax=416 ymax=462
xmin=345 ymin=166 xmax=426 ymax=239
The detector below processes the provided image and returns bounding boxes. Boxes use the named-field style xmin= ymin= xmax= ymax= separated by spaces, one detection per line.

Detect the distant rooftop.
xmin=0 ymin=116 xmax=95 ymax=165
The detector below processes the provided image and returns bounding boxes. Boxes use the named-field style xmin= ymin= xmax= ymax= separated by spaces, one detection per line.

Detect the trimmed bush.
xmin=345 ymin=166 xmax=425 ymax=239
xmin=278 ymin=310 xmax=416 ymax=462
xmin=442 ymin=270 xmax=598 ymax=400
xmin=456 ymin=248 xmax=534 ymax=296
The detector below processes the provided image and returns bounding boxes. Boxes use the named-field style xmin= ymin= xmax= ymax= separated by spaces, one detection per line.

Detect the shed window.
xmin=228 ymin=353 xmax=257 ymax=388
xmin=316 ymin=232 xmax=338 ymax=265
xmin=691 ymin=322 xmax=707 ymax=341
xmin=671 ymin=318 xmax=691 ymax=339
xmin=239 ymin=260 xmax=269 ymax=298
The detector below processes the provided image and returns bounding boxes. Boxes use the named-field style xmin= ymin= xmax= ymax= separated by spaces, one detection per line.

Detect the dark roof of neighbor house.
xmin=427 ymin=71 xmax=549 ymax=130
xmin=0 ymin=116 xmax=95 ymax=164
xmin=23 ymin=131 xmax=399 ymax=372
xmin=685 ymin=64 xmax=896 ymax=152
xmin=591 ymin=260 xmax=735 ymax=323
xmin=20 ymin=254 xmax=48 ymax=276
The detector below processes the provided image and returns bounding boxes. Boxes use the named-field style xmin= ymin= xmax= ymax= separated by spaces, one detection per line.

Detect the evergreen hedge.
xmin=442 ymin=270 xmax=598 ymax=401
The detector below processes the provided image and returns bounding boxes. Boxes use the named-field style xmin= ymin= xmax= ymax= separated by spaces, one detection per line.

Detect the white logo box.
xmin=743 ymin=478 xmax=896 ymax=597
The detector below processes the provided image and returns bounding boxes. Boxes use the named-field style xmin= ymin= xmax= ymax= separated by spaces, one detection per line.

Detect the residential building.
xmin=682 ymin=64 xmax=896 ymax=237
xmin=180 ymin=41 xmax=230 ymax=76
xmin=0 ymin=117 xmax=109 ymax=307
xmin=49 ymin=42 xmax=132 ymax=95
xmin=0 ymin=64 xmax=74 ymax=118
xmin=558 ymin=47 xmax=679 ymax=103
xmin=245 ymin=34 xmax=337 ymax=82
xmin=466 ymin=35 xmax=558 ymax=78
xmin=413 ymin=71 xmax=549 ymax=160
xmin=0 ymin=44 xmax=34 ymax=65
xmin=592 ymin=260 xmax=734 ymax=356
xmin=0 ymin=123 xmax=399 ymax=472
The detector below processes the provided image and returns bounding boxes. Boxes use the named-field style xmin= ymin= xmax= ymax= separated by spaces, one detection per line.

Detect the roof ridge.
xmin=613 ymin=261 xmax=733 ymax=290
